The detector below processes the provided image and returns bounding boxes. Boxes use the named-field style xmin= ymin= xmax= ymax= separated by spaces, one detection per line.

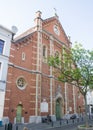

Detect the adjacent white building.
xmin=0 ymin=25 xmax=14 ymax=119
xmin=87 ymin=91 xmax=93 ymax=114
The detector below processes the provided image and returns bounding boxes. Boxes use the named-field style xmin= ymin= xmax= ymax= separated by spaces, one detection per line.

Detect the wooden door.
xmin=16 ymin=105 xmax=22 ymax=123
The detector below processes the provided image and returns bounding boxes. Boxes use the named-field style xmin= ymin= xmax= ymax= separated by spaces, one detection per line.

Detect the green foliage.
xmin=48 ymin=43 xmax=93 ymax=95
xmin=72 ymin=44 xmax=93 ymax=90
xmin=48 ymin=43 xmax=93 ymax=127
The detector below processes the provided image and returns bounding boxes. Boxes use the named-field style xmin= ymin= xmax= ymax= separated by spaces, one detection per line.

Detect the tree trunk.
xmin=84 ymin=95 xmax=89 ymax=127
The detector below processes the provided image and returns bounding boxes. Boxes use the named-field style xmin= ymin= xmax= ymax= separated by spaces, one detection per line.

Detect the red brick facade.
xmin=4 ymin=11 xmax=84 ymax=123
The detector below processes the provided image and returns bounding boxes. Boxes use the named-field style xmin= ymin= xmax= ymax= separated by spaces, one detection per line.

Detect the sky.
xmin=0 ymin=0 xmax=93 ymax=50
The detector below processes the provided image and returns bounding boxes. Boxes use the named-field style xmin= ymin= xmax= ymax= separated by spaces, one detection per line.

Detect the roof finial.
xmin=53 ymin=8 xmax=59 ymax=19
xmin=54 ymin=8 xmax=56 ymax=14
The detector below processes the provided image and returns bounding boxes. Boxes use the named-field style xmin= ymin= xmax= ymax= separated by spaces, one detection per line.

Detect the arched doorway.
xmin=56 ymin=98 xmax=62 ymax=120
xmin=16 ymin=104 xmax=22 ymax=123
xmin=55 ymin=86 xmax=64 ymax=120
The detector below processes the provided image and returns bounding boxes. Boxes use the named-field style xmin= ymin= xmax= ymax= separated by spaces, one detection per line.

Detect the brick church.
xmin=3 ymin=11 xmax=84 ymax=123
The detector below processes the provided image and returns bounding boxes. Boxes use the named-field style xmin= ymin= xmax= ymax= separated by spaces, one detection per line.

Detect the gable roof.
xmin=42 ymin=16 xmax=69 ymax=42
xmin=14 ymin=14 xmax=69 ymax=45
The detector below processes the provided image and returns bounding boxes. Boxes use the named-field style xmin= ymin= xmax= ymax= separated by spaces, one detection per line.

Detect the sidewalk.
xmin=14 ymin=120 xmax=77 ymax=130
xmin=1 ymin=117 xmax=93 ymax=130
xmin=1 ymin=120 xmax=71 ymax=130
xmin=13 ymin=122 xmax=55 ymax=130
xmin=0 ymin=122 xmax=54 ymax=130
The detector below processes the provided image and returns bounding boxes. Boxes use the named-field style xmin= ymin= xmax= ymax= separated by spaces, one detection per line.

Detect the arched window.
xmin=54 ymin=51 xmax=61 ymax=67
xmin=42 ymin=45 xmax=47 ymax=63
xmin=54 ymin=51 xmax=61 ymax=60
xmin=22 ymin=52 xmax=26 ymax=61
xmin=55 ymin=51 xmax=59 ymax=57
xmin=43 ymin=45 xmax=46 ymax=57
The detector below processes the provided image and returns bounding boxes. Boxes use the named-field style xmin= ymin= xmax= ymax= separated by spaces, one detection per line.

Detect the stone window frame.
xmin=53 ymin=24 xmax=60 ymax=36
xmin=16 ymin=76 xmax=27 ymax=90
xmin=42 ymin=44 xmax=48 ymax=63
xmin=22 ymin=52 xmax=26 ymax=61
xmin=54 ymin=50 xmax=61 ymax=59
xmin=54 ymin=50 xmax=61 ymax=68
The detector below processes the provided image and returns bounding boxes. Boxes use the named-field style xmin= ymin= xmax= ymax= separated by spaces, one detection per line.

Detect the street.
xmin=45 ymin=124 xmax=78 ymax=130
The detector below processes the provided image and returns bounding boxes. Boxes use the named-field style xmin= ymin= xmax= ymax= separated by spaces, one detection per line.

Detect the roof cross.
xmin=54 ymin=8 xmax=57 ymax=16
xmin=53 ymin=8 xmax=59 ymax=19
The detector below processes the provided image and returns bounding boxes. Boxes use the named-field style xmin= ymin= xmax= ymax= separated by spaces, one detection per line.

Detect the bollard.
xmin=89 ymin=115 xmax=90 ymax=119
xmin=5 ymin=124 xmax=7 ymax=130
xmin=7 ymin=122 xmax=12 ymax=130
xmin=51 ymin=121 xmax=53 ymax=127
xmin=66 ymin=119 xmax=68 ymax=124
xmin=16 ymin=125 xmax=18 ymax=130
xmin=77 ymin=118 xmax=79 ymax=122
xmin=60 ymin=120 xmax=62 ymax=126
xmin=72 ymin=119 xmax=74 ymax=123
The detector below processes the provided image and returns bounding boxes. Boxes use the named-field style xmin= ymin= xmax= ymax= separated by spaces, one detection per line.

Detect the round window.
xmin=16 ymin=77 xmax=27 ymax=90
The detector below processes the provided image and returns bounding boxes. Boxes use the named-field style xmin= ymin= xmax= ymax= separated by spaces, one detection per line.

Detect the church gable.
xmin=42 ymin=16 xmax=70 ymax=46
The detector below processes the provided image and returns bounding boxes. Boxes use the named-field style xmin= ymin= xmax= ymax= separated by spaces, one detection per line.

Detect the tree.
xmin=48 ymin=43 xmax=93 ymax=127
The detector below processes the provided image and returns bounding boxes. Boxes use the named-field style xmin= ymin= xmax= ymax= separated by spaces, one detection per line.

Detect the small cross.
xmin=53 ymin=8 xmax=59 ymax=19
xmin=54 ymin=8 xmax=57 ymax=15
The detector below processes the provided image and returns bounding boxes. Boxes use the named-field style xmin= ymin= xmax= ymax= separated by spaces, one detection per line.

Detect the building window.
xmin=16 ymin=77 xmax=27 ymax=90
xmin=0 ymin=62 xmax=1 ymax=69
xmin=42 ymin=45 xmax=47 ymax=63
xmin=53 ymin=25 xmax=60 ymax=36
xmin=54 ymin=51 xmax=61 ymax=67
xmin=22 ymin=52 xmax=26 ymax=61
xmin=43 ymin=45 xmax=46 ymax=57
xmin=0 ymin=62 xmax=2 ymax=79
xmin=54 ymin=51 xmax=61 ymax=59
xmin=0 ymin=39 xmax=4 ymax=54
xmin=54 ymin=51 xmax=59 ymax=57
